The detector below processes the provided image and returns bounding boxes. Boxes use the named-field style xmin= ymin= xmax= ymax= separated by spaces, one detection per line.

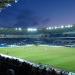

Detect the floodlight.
xmin=46 ymin=27 xmax=51 ymax=30
xmin=65 ymin=25 xmax=68 ymax=28
xmin=67 ymin=25 xmax=73 ymax=28
xmin=18 ymin=27 xmax=22 ymax=31
xmin=54 ymin=26 xmax=58 ymax=29
xmin=27 ymin=28 xmax=37 ymax=32
xmin=49 ymin=27 xmax=52 ymax=29
xmin=15 ymin=27 xmax=22 ymax=31
xmin=60 ymin=25 xmax=64 ymax=28
xmin=70 ymin=25 xmax=73 ymax=27
xmin=65 ymin=25 xmax=73 ymax=28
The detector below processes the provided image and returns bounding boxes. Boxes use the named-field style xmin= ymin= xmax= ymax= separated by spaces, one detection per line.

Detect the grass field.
xmin=0 ymin=45 xmax=75 ymax=72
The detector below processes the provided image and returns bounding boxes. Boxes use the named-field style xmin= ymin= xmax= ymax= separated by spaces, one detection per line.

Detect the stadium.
xmin=0 ymin=0 xmax=75 ymax=75
xmin=0 ymin=24 xmax=75 ymax=75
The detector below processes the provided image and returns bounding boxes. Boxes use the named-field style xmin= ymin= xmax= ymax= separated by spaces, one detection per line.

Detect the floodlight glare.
xmin=67 ymin=25 xmax=73 ymax=28
xmin=46 ymin=27 xmax=51 ymax=30
xmin=65 ymin=25 xmax=68 ymax=28
xmin=64 ymin=25 xmax=72 ymax=28
xmin=15 ymin=27 xmax=22 ymax=31
xmin=27 ymin=28 xmax=37 ymax=32
xmin=68 ymin=25 xmax=71 ymax=28
xmin=49 ymin=27 xmax=52 ymax=29
xmin=18 ymin=28 xmax=22 ymax=31
xmin=54 ymin=26 xmax=58 ymax=29
xmin=60 ymin=25 xmax=64 ymax=29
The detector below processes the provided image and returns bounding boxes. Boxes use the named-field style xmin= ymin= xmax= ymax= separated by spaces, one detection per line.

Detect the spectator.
xmin=6 ymin=69 xmax=15 ymax=75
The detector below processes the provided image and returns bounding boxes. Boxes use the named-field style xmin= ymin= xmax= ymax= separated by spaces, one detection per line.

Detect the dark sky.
xmin=0 ymin=0 xmax=75 ymax=27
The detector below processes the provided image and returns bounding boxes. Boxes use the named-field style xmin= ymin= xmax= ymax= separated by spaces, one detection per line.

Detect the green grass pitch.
xmin=0 ymin=45 xmax=75 ymax=72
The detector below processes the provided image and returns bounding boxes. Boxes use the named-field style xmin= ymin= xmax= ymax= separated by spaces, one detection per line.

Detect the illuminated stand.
xmin=0 ymin=54 xmax=75 ymax=75
xmin=46 ymin=25 xmax=73 ymax=30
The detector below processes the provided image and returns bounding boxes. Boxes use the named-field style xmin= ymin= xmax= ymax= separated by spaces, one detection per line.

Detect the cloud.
xmin=14 ymin=9 xmax=51 ymax=28
xmin=14 ymin=9 xmax=41 ymax=27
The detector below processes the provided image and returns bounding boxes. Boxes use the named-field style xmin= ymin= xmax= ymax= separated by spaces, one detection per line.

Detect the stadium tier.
xmin=0 ymin=54 xmax=69 ymax=75
xmin=0 ymin=25 xmax=75 ymax=75
xmin=0 ymin=25 xmax=75 ymax=46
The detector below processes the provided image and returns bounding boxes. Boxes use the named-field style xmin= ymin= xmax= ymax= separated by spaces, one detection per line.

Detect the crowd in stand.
xmin=0 ymin=38 xmax=66 ymax=47
xmin=0 ymin=38 xmax=53 ymax=47
xmin=0 ymin=54 xmax=69 ymax=75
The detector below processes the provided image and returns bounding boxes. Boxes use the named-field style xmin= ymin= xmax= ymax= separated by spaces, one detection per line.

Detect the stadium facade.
xmin=0 ymin=25 xmax=75 ymax=75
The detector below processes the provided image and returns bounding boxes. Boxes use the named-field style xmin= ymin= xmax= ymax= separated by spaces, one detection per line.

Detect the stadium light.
xmin=18 ymin=27 xmax=22 ymax=31
xmin=64 ymin=25 xmax=73 ymax=28
xmin=70 ymin=25 xmax=73 ymax=27
xmin=27 ymin=28 xmax=37 ymax=32
xmin=46 ymin=27 xmax=51 ymax=30
xmin=65 ymin=25 xmax=68 ymax=28
xmin=46 ymin=24 xmax=73 ymax=30
xmin=65 ymin=25 xmax=70 ymax=28
xmin=54 ymin=26 xmax=58 ymax=29
xmin=60 ymin=25 xmax=64 ymax=29
xmin=67 ymin=25 xmax=73 ymax=28
xmin=15 ymin=27 xmax=22 ymax=31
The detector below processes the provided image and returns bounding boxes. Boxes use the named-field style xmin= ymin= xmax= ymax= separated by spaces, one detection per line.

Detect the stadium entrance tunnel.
xmin=0 ymin=54 xmax=74 ymax=75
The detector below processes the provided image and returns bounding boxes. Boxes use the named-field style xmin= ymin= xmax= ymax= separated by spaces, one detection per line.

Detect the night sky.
xmin=0 ymin=0 xmax=75 ymax=28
